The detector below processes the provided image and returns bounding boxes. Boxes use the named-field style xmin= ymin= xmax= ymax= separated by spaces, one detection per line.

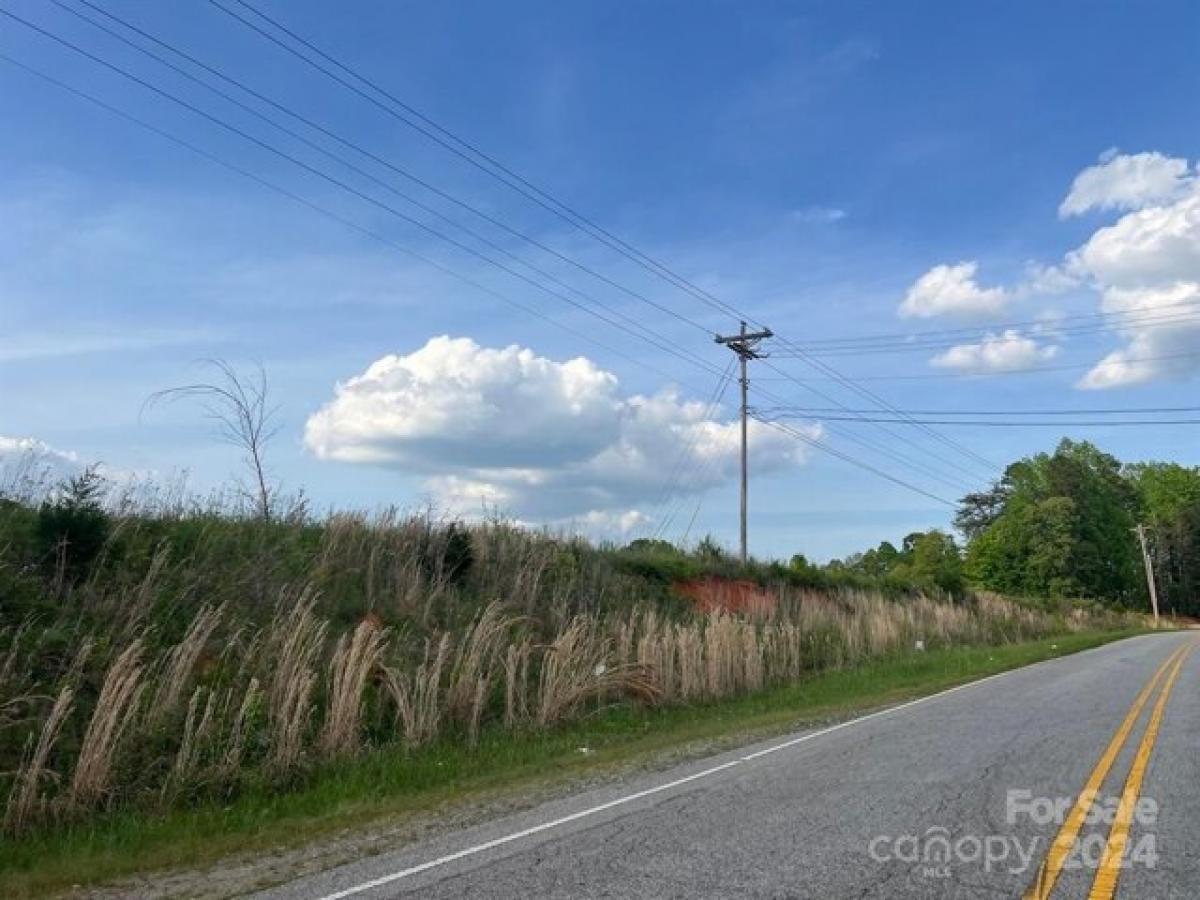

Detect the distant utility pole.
xmin=715 ymin=321 xmax=773 ymax=565
xmin=1134 ymin=523 xmax=1161 ymax=627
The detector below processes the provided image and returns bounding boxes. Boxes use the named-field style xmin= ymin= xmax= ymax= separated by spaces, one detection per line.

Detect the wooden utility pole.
xmin=1135 ymin=523 xmax=1161 ymax=627
xmin=715 ymin=321 xmax=772 ymax=565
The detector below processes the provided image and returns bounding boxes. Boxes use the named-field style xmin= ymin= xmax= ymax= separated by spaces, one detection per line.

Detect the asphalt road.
xmin=258 ymin=632 xmax=1198 ymax=899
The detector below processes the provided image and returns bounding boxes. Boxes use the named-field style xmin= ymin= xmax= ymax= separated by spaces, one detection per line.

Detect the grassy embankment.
xmin=0 ymin=473 xmax=1145 ymax=894
xmin=0 ymin=630 xmax=1142 ymax=896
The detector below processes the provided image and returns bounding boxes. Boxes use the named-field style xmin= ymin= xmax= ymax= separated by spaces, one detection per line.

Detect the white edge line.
xmin=315 ymin=633 xmax=1168 ymax=899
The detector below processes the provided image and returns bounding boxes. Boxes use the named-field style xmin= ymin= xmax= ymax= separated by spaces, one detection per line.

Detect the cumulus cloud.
xmin=1077 ymin=282 xmax=1200 ymax=389
xmin=930 ymin=330 xmax=1059 ymax=374
xmin=0 ymin=435 xmax=84 ymax=486
xmin=1067 ymin=186 xmax=1200 ymax=289
xmin=1061 ymin=153 xmax=1200 ymax=388
xmin=0 ymin=435 xmax=141 ymax=502
xmin=305 ymin=336 xmax=819 ymax=524
xmin=1020 ymin=261 xmax=1080 ymax=296
xmin=899 ymin=261 xmax=1008 ymax=319
xmin=907 ymin=151 xmax=1200 ymax=387
xmin=305 ymin=336 xmax=623 ymax=470
xmin=1059 ymin=149 xmax=1195 ymax=218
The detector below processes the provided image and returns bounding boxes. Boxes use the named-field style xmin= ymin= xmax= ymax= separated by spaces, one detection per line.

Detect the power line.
xmin=756 ymin=405 xmax=1200 ymax=416
xmin=744 ymin=363 xmax=987 ymax=487
xmin=0 ymin=51 xmax=710 ymax=398
xmin=773 ymin=310 xmax=1200 ymax=357
xmin=65 ymin=0 xmax=998 ymax=496
xmin=0 ymin=6 xmax=727 ymax=385
xmin=42 ymin=0 xmax=724 ymax=395
xmin=761 ymin=353 xmax=1000 ymax=476
xmin=46 ymin=0 xmax=989 ymax=498
xmin=791 ymin=297 xmax=1200 ymax=349
xmin=207 ymin=0 xmax=749 ymax=324
xmin=209 ymin=0 xmax=1001 ymax=479
xmin=756 ymin=348 xmax=1200 ymax=382
xmin=1 ymin=17 xmax=990 ymax=511
xmin=754 ymin=417 xmax=957 ymax=507
xmin=55 ymin=0 xmax=719 ymax=342
xmin=760 ymin=414 xmax=1200 ymax=427
xmin=647 ymin=360 xmax=734 ymax=534
xmin=648 ymin=360 xmax=736 ymax=540
xmin=0 ymin=48 xmax=971 ymax=530
xmin=36 ymin=4 xmax=992 ymax=534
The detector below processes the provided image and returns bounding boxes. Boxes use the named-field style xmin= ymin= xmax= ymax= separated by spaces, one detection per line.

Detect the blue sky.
xmin=3 ymin=0 xmax=1199 ymax=560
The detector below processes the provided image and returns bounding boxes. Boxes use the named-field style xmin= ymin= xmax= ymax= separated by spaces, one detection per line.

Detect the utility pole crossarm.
xmin=714 ymin=321 xmax=773 ymax=566
xmin=714 ymin=326 xmax=774 ymax=355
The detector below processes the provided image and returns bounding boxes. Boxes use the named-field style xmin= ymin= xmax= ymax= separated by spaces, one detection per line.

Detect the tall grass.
xmin=0 ymin=476 xmax=1136 ymax=840
xmin=0 ymin=579 xmax=1131 ymax=838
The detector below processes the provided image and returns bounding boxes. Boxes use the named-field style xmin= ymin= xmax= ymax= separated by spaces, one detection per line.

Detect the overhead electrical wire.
xmin=210 ymin=0 xmax=749 ymax=324
xmin=1 ymin=4 xmax=995 ymax=508
xmin=0 ymin=6 xmax=728 ymax=386
xmin=55 ymin=0 xmax=720 ymax=343
xmin=54 ymin=1 xmax=984 ymax=508
xmin=788 ymin=297 xmax=1200 ymax=349
xmin=772 ymin=309 xmax=1200 ymax=357
xmin=756 ymin=404 xmax=1200 ymax=416
xmin=0 ymin=48 xmax=967 ymax=514
xmin=760 ymin=355 xmax=998 ymax=477
xmin=36 ymin=3 xmax=991 ymax=501
xmin=753 ymin=418 xmax=957 ymax=507
xmin=647 ymin=360 xmax=735 ymax=540
xmin=748 ymin=366 xmax=986 ymax=487
xmin=208 ymin=0 xmax=1002 ymax=481
xmin=755 ymin=348 xmax=1200 ymax=382
xmin=0 ymin=52 xmax=712 ymax=399
xmin=51 ymin=0 xmax=717 ymax=346
xmin=759 ymin=414 xmax=1200 ymax=427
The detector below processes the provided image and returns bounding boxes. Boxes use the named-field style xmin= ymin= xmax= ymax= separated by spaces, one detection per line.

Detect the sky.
xmin=3 ymin=0 xmax=1200 ymax=560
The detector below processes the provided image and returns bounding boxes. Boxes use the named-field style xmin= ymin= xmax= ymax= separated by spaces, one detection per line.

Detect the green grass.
xmin=0 ymin=629 xmax=1143 ymax=898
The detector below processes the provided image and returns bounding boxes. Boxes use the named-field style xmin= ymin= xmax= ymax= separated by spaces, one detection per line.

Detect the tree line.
xmin=825 ymin=439 xmax=1200 ymax=615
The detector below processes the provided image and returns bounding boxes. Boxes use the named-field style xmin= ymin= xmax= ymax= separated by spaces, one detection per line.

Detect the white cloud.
xmin=930 ymin=330 xmax=1059 ymax=374
xmin=908 ymin=151 xmax=1200 ymax=388
xmin=0 ymin=435 xmax=84 ymax=487
xmin=305 ymin=337 xmax=819 ymax=521
xmin=1069 ymin=185 xmax=1200 ymax=289
xmin=1077 ymin=282 xmax=1200 ymax=389
xmin=1020 ymin=261 xmax=1080 ymax=296
xmin=568 ymin=508 xmax=652 ymax=538
xmin=305 ymin=336 xmax=624 ymax=471
xmin=0 ymin=436 xmax=140 ymax=497
xmin=899 ymin=261 xmax=1008 ymax=319
xmin=1064 ymin=161 xmax=1200 ymax=387
xmin=1059 ymin=150 xmax=1195 ymax=218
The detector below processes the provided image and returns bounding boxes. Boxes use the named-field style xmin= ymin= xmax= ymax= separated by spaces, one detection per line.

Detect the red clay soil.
xmin=675 ymin=576 xmax=778 ymax=616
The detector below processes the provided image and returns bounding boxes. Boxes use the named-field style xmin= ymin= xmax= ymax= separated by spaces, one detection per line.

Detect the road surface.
xmin=258 ymin=633 xmax=1198 ymax=899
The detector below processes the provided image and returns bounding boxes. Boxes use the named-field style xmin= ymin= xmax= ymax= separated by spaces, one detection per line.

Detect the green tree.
xmin=788 ymin=552 xmax=818 ymax=578
xmin=961 ymin=440 xmax=1140 ymax=603
xmin=967 ymin=497 xmax=1078 ymax=598
xmin=35 ymin=467 xmax=111 ymax=582
xmin=1127 ymin=462 xmax=1200 ymax=616
xmin=624 ymin=538 xmax=680 ymax=555
xmin=907 ymin=532 xmax=964 ymax=595
xmin=858 ymin=541 xmax=901 ymax=577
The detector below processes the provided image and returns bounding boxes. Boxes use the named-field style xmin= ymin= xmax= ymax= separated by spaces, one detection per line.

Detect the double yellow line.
xmin=1023 ymin=640 xmax=1193 ymax=900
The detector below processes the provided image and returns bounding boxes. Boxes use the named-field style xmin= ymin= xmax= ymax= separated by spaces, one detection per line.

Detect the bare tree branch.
xmin=145 ymin=360 xmax=278 ymax=519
